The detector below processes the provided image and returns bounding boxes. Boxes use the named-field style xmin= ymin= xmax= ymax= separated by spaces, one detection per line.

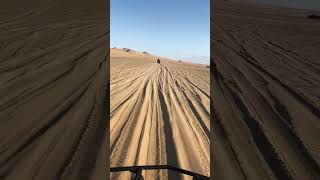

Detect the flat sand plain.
xmin=212 ymin=1 xmax=320 ymax=180
xmin=110 ymin=48 xmax=210 ymax=179
xmin=0 ymin=0 xmax=108 ymax=179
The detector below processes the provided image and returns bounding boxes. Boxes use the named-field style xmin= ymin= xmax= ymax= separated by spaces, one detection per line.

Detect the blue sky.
xmin=111 ymin=0 xmax=210 ymax=64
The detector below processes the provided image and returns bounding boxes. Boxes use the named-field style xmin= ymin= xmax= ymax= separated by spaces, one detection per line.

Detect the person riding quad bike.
xmin=157 ymin=58 xmax=160 ymax=64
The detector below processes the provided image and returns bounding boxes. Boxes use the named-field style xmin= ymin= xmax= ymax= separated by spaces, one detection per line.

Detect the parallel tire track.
xmin=110 ymin=49 xmax=210 ymax=180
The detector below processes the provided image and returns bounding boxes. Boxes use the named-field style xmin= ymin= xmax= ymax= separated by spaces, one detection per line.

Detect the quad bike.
xmin=157 ymin=59 xmax=161 ymax=64
xmin=110 ymin=165 xmax=210 ymax=180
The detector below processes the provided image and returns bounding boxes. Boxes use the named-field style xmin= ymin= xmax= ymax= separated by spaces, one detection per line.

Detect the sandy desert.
xmin=110 ymin=48 xmax=210 ymax=179
xmin=212 ymin=0 xmax=320 ymax=180
xmin=0 ymin=0 xmax=108 ymax=179
xmin=1 ymin=0 xmax=320 ymax=179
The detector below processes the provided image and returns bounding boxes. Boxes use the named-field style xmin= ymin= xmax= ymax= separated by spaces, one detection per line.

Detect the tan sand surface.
xmin=212 ymin=0 xmax=320 ymax=180
xmin=0 ymin=0 xmax=108 ymax=179
xmin=110 ymin=48 xmax=210 ymax=179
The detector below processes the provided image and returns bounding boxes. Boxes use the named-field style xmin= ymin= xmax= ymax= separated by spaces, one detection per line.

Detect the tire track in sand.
xmin=110 ymin=48 xmax=210 ymax=180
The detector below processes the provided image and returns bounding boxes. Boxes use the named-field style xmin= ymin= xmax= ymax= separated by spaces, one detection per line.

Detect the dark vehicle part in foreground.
xmin=307 ymin=14 xmax=320 ymax=19
xmin=110 ymin=165 xmax=210 ymax=180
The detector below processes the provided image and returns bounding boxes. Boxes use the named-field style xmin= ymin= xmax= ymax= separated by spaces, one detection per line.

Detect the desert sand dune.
xmin=110 ymin=48 xmax=210 ymax=179
xmin=212 ymin=1 xmax=320 ymax=180
xmin=0 ymin=0 xmax=108 ymax=179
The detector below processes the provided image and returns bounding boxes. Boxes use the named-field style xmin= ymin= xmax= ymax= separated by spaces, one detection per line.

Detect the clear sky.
xmin=111 ymin=0 xmax=210 ymax=64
